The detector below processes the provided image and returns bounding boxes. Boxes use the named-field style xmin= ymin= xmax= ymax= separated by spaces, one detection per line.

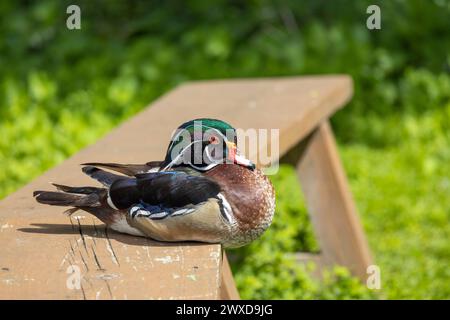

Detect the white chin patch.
xmin=235 ymin=154 xmax=252 ymax=167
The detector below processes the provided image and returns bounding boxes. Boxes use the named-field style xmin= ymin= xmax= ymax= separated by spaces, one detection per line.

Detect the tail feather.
xmin=82 ymin=166 xmax=124 ymax=187
xmin=34 ymin=190 xmax=102 ymax=207
xmin=52 ymin=183 xmax=100 ymax=194
xmin=34 ymin=183 xmax=116 ymax=225
xmin=63 ymin=207 xmax=80 ymax=216
xmin=81 ymin=162 xmax=160 ymax=176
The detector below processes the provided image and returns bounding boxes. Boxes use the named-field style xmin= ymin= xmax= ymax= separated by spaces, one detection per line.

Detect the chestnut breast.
xmin=205 ymin=164 xmax=275 ymax=232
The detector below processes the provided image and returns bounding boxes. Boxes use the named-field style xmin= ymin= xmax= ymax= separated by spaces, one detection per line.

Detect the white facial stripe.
xmin=165 ymin=124 xmax=236 ymax=172
xmin=162 ymin=139 xmax=200 ymax=171
xmin=204 ymin=144 xmax=222 ymax=163
xmin=189 ymin=162 xmax=219 ymax=171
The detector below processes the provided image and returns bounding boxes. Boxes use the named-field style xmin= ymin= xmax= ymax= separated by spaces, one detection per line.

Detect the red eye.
xmin=209 ymin=136 xmax=219 ymax=144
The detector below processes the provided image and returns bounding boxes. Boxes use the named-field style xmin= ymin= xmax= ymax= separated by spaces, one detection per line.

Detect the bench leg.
xmin=219 ymin=252 xmax=240 ymax=300
xmin=296 ymin=120 xmax=372 ymax=280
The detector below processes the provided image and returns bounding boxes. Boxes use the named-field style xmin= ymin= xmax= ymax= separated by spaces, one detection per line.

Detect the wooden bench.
xmin=0 ymin=75 xmax=372 ymax=299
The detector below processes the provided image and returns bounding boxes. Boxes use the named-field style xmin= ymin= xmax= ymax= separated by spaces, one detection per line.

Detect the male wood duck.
xmin=34 ymin=119 xmax=275 ymax=248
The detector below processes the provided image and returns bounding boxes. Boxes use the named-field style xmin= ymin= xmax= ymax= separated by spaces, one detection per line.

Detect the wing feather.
xmin=135 ymin=171 xmax=221 ymax=208
xmin=108 ymin=170 xmax=221 ymax=216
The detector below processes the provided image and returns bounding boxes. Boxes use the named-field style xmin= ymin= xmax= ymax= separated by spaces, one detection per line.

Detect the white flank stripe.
xmin=106 ymin=190 xmax=119 ymax=210
xmin=217 ymin=193 xmax=235 ymax=224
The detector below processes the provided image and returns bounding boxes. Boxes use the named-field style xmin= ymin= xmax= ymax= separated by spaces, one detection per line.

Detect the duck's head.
xmin=163 ymin=118 xmax=255 ymax=172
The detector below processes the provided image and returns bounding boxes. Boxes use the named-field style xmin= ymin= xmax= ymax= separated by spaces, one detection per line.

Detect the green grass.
xmin=341 ymin=108 xmax=450 ymax=299
xmin=0 ymin=0 xmax=449 ymax=299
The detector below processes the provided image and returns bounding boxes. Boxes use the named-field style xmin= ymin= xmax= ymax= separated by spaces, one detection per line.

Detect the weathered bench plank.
xmin=0 ymin=154 xmax=223 ymax=299
xmin=0 ymin=75 xmax=369 ymax=299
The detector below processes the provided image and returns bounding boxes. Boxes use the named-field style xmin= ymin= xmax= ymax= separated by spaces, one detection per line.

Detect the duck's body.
xmin=123 ymin=164 xmax=275 ymax=247
xmin=34 ymin=119 xmax=275 ymax=248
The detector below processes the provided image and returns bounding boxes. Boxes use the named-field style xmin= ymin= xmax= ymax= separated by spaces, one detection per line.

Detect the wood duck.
xmin=34 ymin=119 xmax=275 ymax=248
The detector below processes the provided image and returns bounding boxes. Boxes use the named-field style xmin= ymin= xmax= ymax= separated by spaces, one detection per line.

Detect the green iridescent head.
xmin=163 ymin=118 xmax=254 ymax=171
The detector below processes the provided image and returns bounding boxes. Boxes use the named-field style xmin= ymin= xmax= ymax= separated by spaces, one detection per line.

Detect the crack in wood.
xmin=90 ymin=245 xmax=104 ymax=271
xmin=80 ymin=282 xmax=86 ymax=300
xmin=104 ymin=227 xmax=120 ymax=267
xmin=76 ymin=218 xmax=89 ymax=257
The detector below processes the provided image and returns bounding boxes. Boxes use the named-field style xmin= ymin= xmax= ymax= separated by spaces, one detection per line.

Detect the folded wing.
xmin=108 ymin=171 xmax=221 ymax=219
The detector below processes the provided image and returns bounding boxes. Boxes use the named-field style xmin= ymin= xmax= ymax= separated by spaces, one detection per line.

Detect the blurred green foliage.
xmin=0 ymin=0 xmax=449 ymax=299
